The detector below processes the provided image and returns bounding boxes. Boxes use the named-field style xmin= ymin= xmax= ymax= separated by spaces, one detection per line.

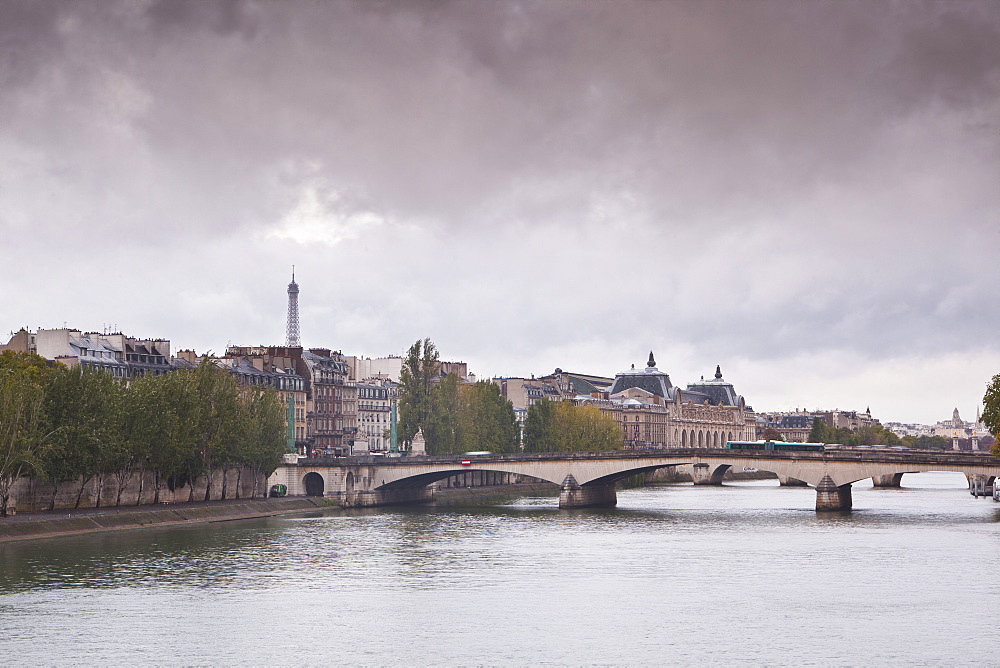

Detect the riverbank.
xmin=0 ymin=473 xmax=781 ymax=542
xmin=0 ymin=497 xmax=328 ymax=543
xmin=0 ymin=485 xmax=560 ymax=542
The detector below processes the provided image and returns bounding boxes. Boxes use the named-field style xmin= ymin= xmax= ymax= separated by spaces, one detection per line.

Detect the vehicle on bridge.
xmin=726 ymin=440 xmax=825 ymax=453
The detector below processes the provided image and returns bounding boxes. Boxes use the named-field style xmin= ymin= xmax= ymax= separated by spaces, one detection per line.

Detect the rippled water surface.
xmin=2 ymin=472 xmax=998 ymax=665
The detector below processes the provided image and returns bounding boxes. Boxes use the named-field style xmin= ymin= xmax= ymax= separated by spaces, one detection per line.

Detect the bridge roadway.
xmin=269 ymin=447 xmax=1000 ymax=511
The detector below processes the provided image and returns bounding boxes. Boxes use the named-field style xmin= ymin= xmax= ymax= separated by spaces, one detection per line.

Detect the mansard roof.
xmin=608 ymin=351 xmax=673 ymax=398
xmin=684 ymin=365 xmax=742 ymax=407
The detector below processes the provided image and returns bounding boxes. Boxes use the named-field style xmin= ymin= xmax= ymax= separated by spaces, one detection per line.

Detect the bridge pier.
xmin=967 ymin=474 xmax=995 ymax=498
xmin=690 ymin=463 xmax=729 ymax=485
xmin=778 ymin=475 xmax=809 ymax=487
xmin=872 ymin=473 xmax=904 ymax=488
xmin=815 ymin=475 xmax=852 ymax=511
xmin=559 ymin=475 xmax=617 ymax=509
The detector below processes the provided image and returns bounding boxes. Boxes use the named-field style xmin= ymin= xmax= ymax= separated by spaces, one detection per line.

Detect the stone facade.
xmin=302 ymin=348 xmax=350 ymax=451
xmin=355 ymin=378 xmax=397 ymax=453
xmin=578 ymin=354 xmax=753 ymax=448
xmin=218 ymin=346 xmax=309 ymax=450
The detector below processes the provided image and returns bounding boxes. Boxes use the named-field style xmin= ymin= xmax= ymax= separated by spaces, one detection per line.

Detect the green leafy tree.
xmin=900 ymin=435 xmax=951 ymax=450
xmin=460 ymin=381 xmax=519 ymax=454
xmin=560 ymin=403 xmax=620 ymax=452
xmin=423 ymin=373 xmax=462 ymax=455
xmin=0 ymin=350 xmax=55 ymax=384
xmin=422 ymin=378 xmax=521 ymax=455
xmin=89 ymin=376 xmax=126 ymax=508
xmin=219 ymin=393 xmax=250 ymax=500
xmin=0 ymin=365 xmax=46 ymax=516
xmin=523 ymin=399 xmax=621 ymax=452
xmin=808 ymin=418 xmax=829 ymax=443
xmin=121 ymin=373 xmax=168 ymax=505
xmin=191 ymin=360 xmax=242 ymax=501
xmin=239 ymin=386 xmax=286 ymax=498
xmin=398 ymin=338 xmax=440 ymax=445
xmin=760 ymin=427 xmax=784 ymax=442
xmin=148 ymin=368 xmax=202 ymax=502
xmin=523 ymin=398 xmax=558 ymax=453
xmin=983 ymin=373 xmax=1000 ymax=455
xmin=41 ymin=365 xmax=123 ymax=508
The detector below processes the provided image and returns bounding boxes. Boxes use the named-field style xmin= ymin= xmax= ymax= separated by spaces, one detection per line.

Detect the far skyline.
xmin=2 ymin=1 xmax=998 ymax=426
xmin=3 ymin=304 xmax=987 ymax=429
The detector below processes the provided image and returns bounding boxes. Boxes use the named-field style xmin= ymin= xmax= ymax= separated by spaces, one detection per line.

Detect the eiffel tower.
xmin=286 ymin=267 xmax=300 ymax=347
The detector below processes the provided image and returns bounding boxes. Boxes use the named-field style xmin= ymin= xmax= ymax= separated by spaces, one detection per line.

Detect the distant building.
xmin=777 ymin=414 xmax=816 ymax=443
xmin=347 ymin=355 xmax=404 ymax=382
xmin=301 ymin=348 xmax=350 ymax=451
xmin=355 ymin=378 xmax=397 ymax=453
xmin=755 ymin=407 xmax=885 ymax=443
xmin=883 ymin=421 xmax=934 ymax=438
xmin=813 ymin=408 xmax=877 ymax=432
xmin=492 ymin=376 xmax=562 ymax=437
xmin=2 ymin=327 xmax=171 ymax=379
xmin=220 ymin=346 xmax=309 ymax=451
xmin=932 ymin=407 xmax=987 ymax=439
xmin=566 ymin=353 xmax=754 ymax=448
xmin=539 ymin=368 xmax=614 ymax=396
xmin=340 ymin=378 xmax=358 ymax=448
xmin=346 ymin=355 xmax=476 ymax=384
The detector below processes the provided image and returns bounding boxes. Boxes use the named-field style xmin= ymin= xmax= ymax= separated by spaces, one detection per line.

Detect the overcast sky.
xmin=2 ymin=0 xmax=998 ymax=425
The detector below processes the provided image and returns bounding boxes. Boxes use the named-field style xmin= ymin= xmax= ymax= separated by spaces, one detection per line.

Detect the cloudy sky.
xmin=2 ymin=0 xmax=998 ymax=424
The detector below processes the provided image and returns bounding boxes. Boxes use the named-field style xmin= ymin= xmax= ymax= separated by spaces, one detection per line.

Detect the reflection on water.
xmin=1 ymin=472 xmax=998 ymax=665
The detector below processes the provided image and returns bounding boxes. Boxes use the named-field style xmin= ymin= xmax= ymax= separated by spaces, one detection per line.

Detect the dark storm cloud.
xmin=4 ymin=0 xmax=997 ymax=231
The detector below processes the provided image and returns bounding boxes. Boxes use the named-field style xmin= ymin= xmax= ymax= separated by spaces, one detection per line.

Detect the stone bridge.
xmin=266 ymin=447 xmax=1000 ymax=511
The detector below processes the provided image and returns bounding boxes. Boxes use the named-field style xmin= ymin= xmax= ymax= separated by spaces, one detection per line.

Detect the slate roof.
xmin=607 ymin=352 xmax=673 ymax=398
xmin=780 ymin=415 xmax=815 ymax=429
xmin=569 ymin=376 xmax=603 ymax=394
xmin=684 ymin=365 xmax=742 ymax=407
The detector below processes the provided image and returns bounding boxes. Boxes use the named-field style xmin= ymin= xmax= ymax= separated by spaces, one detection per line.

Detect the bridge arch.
xmin=376 ymin=468 xmax=567 ymax=491
xmin=303 ymin=471 xmax=325 ymax=496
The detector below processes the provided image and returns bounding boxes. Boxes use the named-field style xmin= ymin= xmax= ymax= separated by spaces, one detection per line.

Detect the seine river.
xmin=2 ymin=472 xmax=998 ymax=666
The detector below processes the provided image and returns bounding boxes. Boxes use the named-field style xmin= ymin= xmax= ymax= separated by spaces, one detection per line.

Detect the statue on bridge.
xmin=410 ymin=427 xmax=426 ymax=456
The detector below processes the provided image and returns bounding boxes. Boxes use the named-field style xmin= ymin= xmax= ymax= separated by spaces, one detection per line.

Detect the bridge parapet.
xmin=281 ymin=447 xmax=1000 ymax=512
xmin=300 ymin=447 xmax=1000 ymax=468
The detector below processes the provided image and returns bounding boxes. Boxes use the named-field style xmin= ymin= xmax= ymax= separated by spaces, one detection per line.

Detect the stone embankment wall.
xmin=0 ymin=497 xmax=324 ymax=543
xmin=7 ymin=467 xmax=269 ymax=514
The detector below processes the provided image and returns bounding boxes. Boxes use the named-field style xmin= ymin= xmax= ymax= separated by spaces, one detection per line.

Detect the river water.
xmin=1 ymin=472 xmax=998 ymax=666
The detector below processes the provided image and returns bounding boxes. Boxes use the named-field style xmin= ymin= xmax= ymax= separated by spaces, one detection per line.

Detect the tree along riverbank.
xmin=0 ymin=496 xmax=327 ymax=543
